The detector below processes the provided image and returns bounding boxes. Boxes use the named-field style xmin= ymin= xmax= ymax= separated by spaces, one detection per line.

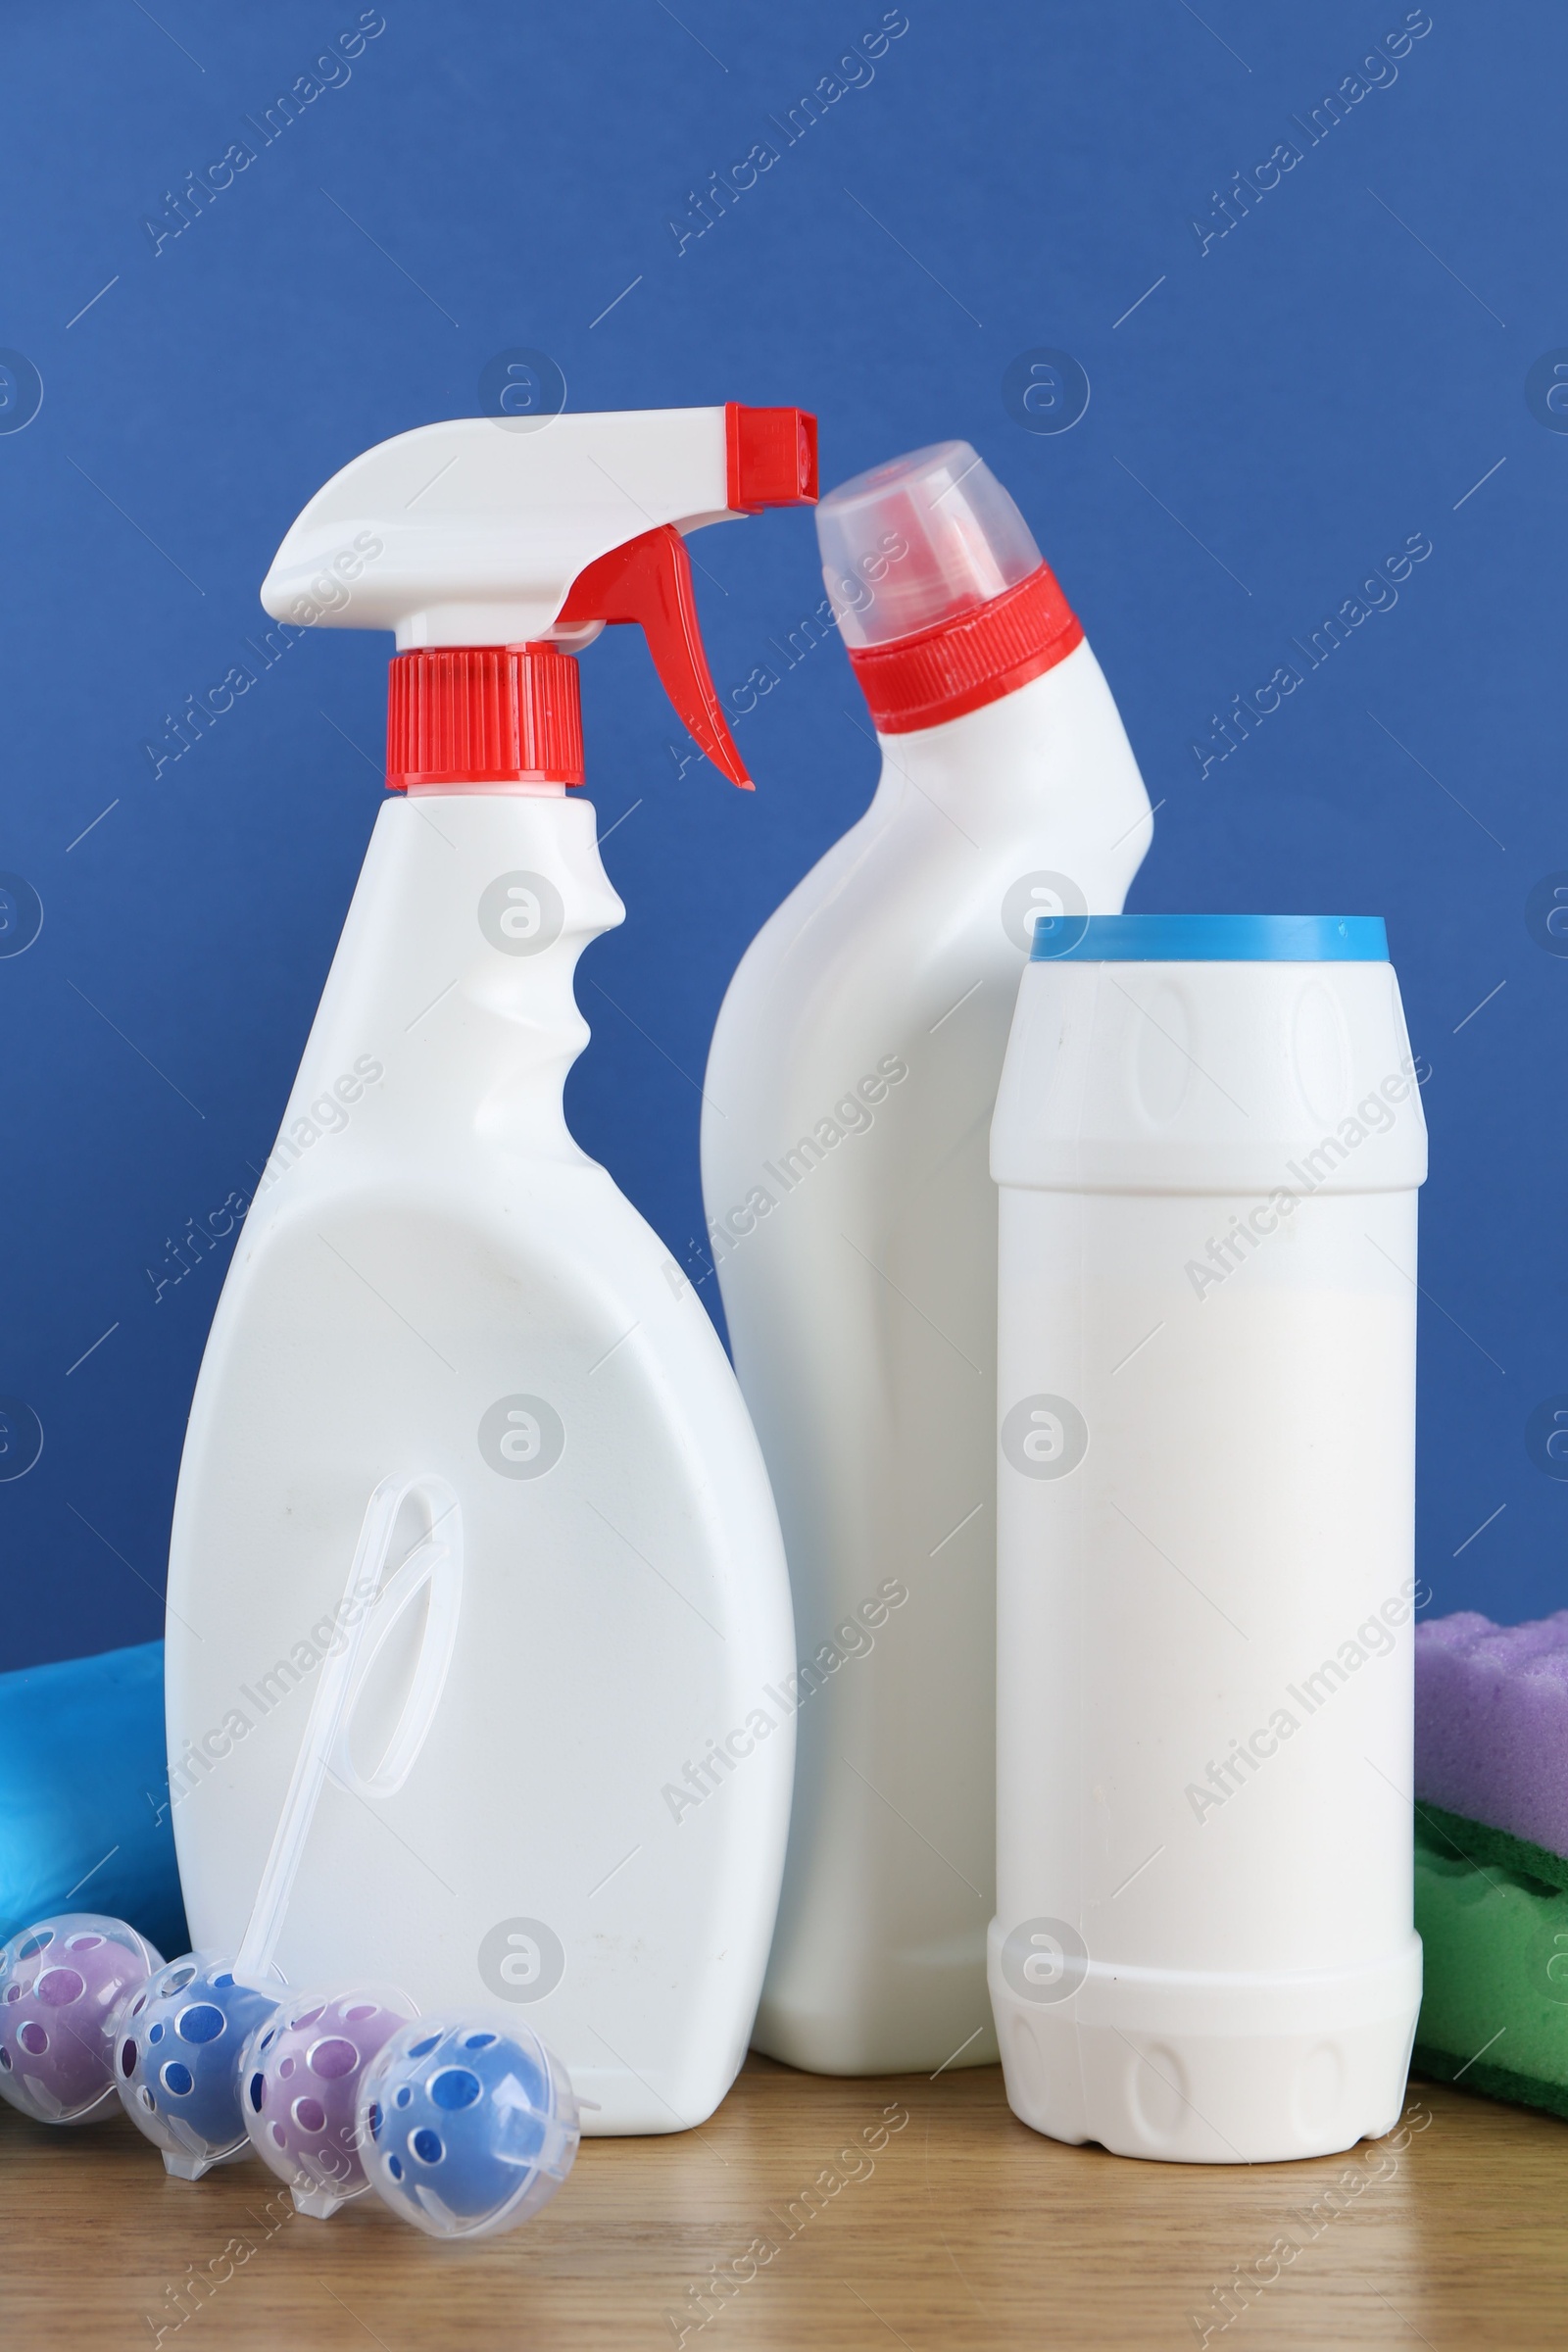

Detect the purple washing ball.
xmin=115 ymin=1953 xmax=280 ymax=2178
xmin=242 ymin=1988 xmax=417 ymax=2217
xmin=0 ymin=1914 xmax=164 ymax=2126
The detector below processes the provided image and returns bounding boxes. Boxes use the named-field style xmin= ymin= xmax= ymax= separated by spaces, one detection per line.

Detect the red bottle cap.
xmin=819 ymin=440 xmax=1083 ymax=735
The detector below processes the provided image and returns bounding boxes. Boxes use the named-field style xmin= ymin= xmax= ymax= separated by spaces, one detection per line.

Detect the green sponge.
xmin=1413 ymin=1807 xmax=1568 ymax=2121
xmin=1418 ymin=1798 xmax=1568 ymax=1895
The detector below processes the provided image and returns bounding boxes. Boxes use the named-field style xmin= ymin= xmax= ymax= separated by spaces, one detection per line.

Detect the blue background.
xmin=1 ymin=0 xmax=1561 ymax=1671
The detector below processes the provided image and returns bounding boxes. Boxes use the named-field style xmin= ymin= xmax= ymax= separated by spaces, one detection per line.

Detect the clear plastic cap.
xmin=817 ymin=441 xmax=1042 ymax=649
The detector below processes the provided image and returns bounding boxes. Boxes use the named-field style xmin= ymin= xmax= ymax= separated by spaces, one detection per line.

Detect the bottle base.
xmin=988 ymin=1925 xmax=1421 ymax=2164
xmin=754 ymin=1973 xmax=1000 ymax=2078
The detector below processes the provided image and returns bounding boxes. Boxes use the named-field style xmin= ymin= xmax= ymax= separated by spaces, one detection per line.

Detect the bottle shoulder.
xmin=707 ymin=798 xmax=1035 ymax=1090
xmin=714 ymin=806 xmax=973 ymax=1030
xmin=225 ymin=1161 xmax=705 ymax=1354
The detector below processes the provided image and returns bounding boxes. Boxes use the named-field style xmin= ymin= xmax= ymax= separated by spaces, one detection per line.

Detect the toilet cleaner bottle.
xmin=701 ymin=443 xmax=1152 ymax=2073
xmin=166 ymin=406 xmax=816 ymax=2133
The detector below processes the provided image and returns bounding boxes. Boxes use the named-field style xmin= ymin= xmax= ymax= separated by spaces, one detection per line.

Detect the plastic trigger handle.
xmin=557 ymin=524 xmax=752 ymax=789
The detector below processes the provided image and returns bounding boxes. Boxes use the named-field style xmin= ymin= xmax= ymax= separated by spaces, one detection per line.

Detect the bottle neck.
xmin=862 ymin=636 xmax=1153 ymax=905
xmin=409 ymin=779 xmax=568 ymax=799
xmin=868 ymin=641 xmax=1094 ymax=810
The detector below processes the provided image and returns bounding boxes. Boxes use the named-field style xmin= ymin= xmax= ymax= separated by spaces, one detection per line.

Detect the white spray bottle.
xmin=702 ymin=442 xmax=1152 ymax=2074
xmin=166 ymin=405 xmax=817 ymax=2132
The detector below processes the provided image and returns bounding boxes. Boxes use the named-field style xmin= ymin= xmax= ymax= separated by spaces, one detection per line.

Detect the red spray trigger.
xmin=557 ymin=524 xmax=752 ymax=789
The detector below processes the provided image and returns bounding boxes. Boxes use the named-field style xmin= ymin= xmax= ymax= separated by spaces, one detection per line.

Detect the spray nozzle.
xmin=261 ymin=405 xmax=817 ymax=793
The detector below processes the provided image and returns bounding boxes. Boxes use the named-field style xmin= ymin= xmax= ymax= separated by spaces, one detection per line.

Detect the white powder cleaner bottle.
xmin=991 ymin=912 xmax=1427 ymax=2162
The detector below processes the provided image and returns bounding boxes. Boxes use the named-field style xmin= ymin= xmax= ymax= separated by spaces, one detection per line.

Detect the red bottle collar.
xmin=846 ymin=562 xmax=1084 ymax=735
xmin=387 ymin=644 xmax=585 ymax=790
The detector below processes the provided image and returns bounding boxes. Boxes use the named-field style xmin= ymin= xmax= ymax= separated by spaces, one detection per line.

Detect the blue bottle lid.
xmin=1030 ymin=913 xmax=1389 ymax=962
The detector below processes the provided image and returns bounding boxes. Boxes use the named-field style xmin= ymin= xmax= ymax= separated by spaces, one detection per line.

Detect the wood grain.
xmin=0 ymin=2061 xmax=1559 ymax=2349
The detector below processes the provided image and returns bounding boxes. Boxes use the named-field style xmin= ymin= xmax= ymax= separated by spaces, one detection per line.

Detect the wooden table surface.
xmin=1 ymin=2059 xmax=1559 ymax=2349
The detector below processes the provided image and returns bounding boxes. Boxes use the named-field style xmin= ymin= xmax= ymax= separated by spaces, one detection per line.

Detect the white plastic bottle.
xmin=166 ymin=407 xmax=817 ymax=2133
xmin=990 ymin=913 xmax=1428 ymax=2162
xmin=701 ymin=445 xmax=1152 ymax=2073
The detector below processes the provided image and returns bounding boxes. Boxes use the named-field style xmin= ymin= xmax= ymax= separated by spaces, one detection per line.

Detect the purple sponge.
xmin=1415 ymin=1608 xmax=1568 ymax=1861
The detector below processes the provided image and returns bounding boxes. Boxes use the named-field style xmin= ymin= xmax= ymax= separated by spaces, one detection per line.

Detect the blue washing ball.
xmin=115 ymin=1954 xmax=280 ymax=2178
xmin=356 ymin=2017 xmax=579 ymax=2239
